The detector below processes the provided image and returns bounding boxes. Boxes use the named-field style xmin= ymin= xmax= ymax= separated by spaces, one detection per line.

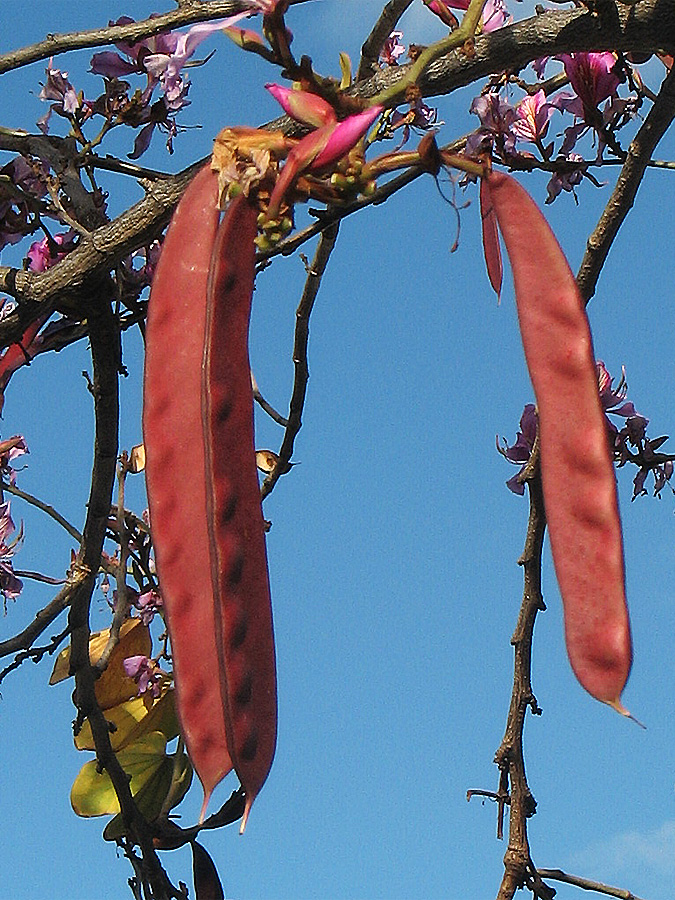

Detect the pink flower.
xmin=425 ymin=0 xmax=511 ymax=31
xmin=135 ymin=589 xmax=163 ymax=626
xmin=311 ymin=106 xmax=383 ymax=169
xmin=510 ymin=90 xmax=555 ymax=143
xmin=26 ymin=231 xmax=77 ymax=272
xmin=0 ymin=501 xmax=23 ymax=602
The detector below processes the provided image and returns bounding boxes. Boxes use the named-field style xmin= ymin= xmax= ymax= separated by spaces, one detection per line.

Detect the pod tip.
xmin=606 ymin=698 xmax=646 ymax=729
xmin=239 ymin=796 xmax=253 ymax=835
xmin=198 ymin=789 xmax=213 ymax=825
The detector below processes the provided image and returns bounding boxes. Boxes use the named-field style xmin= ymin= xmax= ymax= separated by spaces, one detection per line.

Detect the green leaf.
xmin=103 ymin=748 xmax=193 ymax=841
xmin=70 ymin=732 xmax=167 ymax=817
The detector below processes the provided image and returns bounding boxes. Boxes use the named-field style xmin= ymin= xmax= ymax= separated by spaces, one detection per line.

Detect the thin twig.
xmin=92 ymin=454 xmax=132 ymax=675
xmin=2 ymin=480 xmax=83 ymax=544
xmin=251 ymin=371 xmax=289 ymax=426
xmin=260 ymin=221 xmax=340 ymax=501
xmin=13 ymin=569 xmax=66 ymax=585
xmin=0 ymin=623 xmax=70 ymax=684
xmin=537 ymin=869 xmax=647 ymax=900
xmin=577 ymin=64 xmax=675 ymax=303
xmin=0 ymin=579 xmax=76 ymax=659
xmin=356 ymin=0 xmax=416 ymax=82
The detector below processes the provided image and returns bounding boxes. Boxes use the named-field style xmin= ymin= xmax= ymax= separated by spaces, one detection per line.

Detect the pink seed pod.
xmin=484 ymin=170 xmax=633 ymax=717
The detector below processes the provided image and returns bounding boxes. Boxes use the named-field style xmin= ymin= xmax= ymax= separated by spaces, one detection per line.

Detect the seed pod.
xmin=484 ymin=171 xmax=632 ymax=716
xmin=203 ymin=194 xmax=276 ymax=832
xmin=143 ymin=164 xmax=233 ymax=811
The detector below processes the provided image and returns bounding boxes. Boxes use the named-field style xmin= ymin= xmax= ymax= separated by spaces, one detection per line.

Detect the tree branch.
xmin=537 ymin=869 xmax=647 ymax=900
xmin=260 ymin=221 xmax=340 ymax=501
xmin=356 ymin=0 xmax=416 ymax=81
xmin=65 ymin=289 xmax=180 ymax=899
xmin=493 ymin=460 xmax=555 ymax=900
xmin=577 ymin=63 xmax=675 ymax=303
xmin=2 ymin=3 xmax=674 ymax=350
xmin=0 ymin=1 xmax=312 ymax=75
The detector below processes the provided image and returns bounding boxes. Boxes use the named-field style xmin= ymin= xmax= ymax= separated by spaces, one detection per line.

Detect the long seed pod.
xmin=143 ymin=164 xmax=234 ymax=812
xmin=203 ymin=194 xmax=276 ymax=833
xmin=484 ymin=171 xmax=632 ymax=716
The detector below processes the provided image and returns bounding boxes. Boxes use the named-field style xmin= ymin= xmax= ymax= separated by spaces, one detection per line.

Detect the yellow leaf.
xmin=75 ymin=689 xmax=179 ymax=752
xmin=339 ymin=52 xmax=352 ymax=89
xmin=51 ymin=618 xmax=152 ymax=711
xmin=70 ymin=732 xmax=167 ymax=818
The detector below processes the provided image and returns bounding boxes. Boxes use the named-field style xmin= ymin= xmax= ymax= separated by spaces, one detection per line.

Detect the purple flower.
xmin=501 ymin=363 xmax=674 ymax=501
xmin=466 ymin=92 xmax=517 ymax=158
xmin=123 ymin=654 xmax=162 ymax=698
xmin=481 ymin=0 xmax=512 ymax=33
xmin=597 ymin=361 xmax=639 ymax=419
xmin=135 ymin=589 xmax=163 ymax=626
xmin=0 ymin=435 xmax=28 ymax=486
xmin=0 ymin=157 xmax=49 ymax=251
xmin=37 ymin=60 xmax=89 ymax=133
xmin=0 ymin=501 xmax=23 ymax=603
xmin=498 ymin=404 xmax=537 ymax=495
xmin=380 ymin=31 xmax=406 ymax=67
xmin=545 ymin=154 xmax=585 ymax=204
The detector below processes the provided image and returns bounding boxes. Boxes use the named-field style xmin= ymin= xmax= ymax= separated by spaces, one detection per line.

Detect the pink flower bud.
xmin=310 ymin=105 xmax=382 ymax=170
xmin=265 ymin=83 xmax=336 ymax=128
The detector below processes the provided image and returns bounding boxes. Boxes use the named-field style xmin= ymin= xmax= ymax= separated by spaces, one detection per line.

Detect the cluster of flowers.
xmin=0 ymin=436 xmax=29 ymax=604
xmin=467 ymin=51 xmax=637 ymax=202
xmin=500 ymin=363 xmax=674 ymax=500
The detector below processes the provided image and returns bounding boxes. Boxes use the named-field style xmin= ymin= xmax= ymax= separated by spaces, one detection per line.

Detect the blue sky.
xmin=1 ymin=2 xmax=674 ymax=898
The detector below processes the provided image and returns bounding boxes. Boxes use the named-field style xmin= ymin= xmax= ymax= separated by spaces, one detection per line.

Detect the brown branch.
xmin=260 ymin=221 xmax=340 ymax=501
xmin=493 ymin=462 xmax=555 ymax=900
xmin=577 ymin=63 xmax=675 ymax=303
xmin=252 ymin=371 xmax=289 ymax=426
xmin=356 ymin=0 xmax=416 ymax=81
xmin=0 ymin=580 xmax=76 ymax=659
xmin=65 ymin=288 xmax=179 ymax=899
xmin=2 ymin=479 xmax=83 ymax=544
xmin=351 ymin=1 xmax=675 ymax=105
xmin=537 ymin=869 xmax=647 ymax=900
xmin=0 ymin=1 xmax=313 ymax=75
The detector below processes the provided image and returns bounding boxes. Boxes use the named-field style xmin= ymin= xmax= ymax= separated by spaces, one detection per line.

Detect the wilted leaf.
xmin=71 ymin=732 xmax=167 ymax=817
xmin=75 ymin=688 xmax=179 ymax=752
xmin=103 ymin=747 xmax=193 ymax=840
xmin=129 ymin=444 xmax=146 ymax=473
xmin=192 ymin=841 xmax=225 ymax=900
